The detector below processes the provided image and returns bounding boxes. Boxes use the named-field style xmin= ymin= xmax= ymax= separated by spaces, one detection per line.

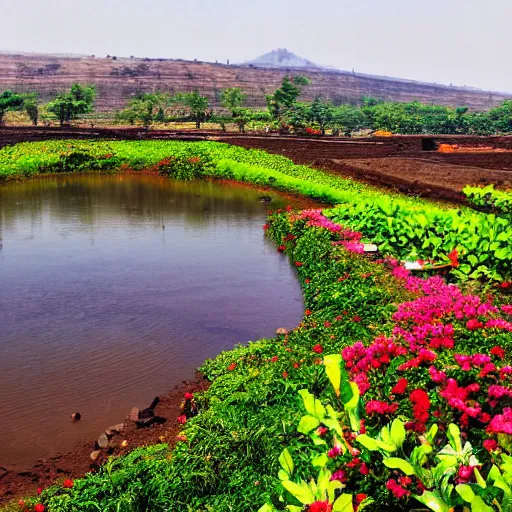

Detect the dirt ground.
xmin=0 ymin=375 xmax=209 ymax=504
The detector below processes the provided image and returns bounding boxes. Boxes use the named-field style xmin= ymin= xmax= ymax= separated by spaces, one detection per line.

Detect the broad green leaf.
xmin=281 ymin=480 xmax=315 ymax=505
xmin=383 ymin=457 xmax=415 ymax=476
xmin=426 ymin=424 xmax=438 ymax=445
xmin=324 ymin=354 xmax=342 ymax=397
xmin=447 ymin=423 xmax=462 ymax=452
xmin=258 ymin=504 xmax=276 ymax=512
xmin=474 ymin=468 xmax=487 ymax=489
xmin=333 ymin=494 xmax=354 ymax=512
xmin=278 ymin=469 xmax=289 ymax=481
xmin=471 ymin=496 xmax=494 ymax=512
xmin=414 ymin=491 xmax=452 ymax=512
xmin=299 ymin=389 xmax=326 ymax=418
xmin=312 ymin=453 xmax=329 ymax=468
xmin=327 ymin=481 xmax=343 ymax=503
xmin=279 ymin=448 xmax=294 ymax=476
xmin=390 ymin=419 xmax=406 ymax=449
xmin=316 ymin=467 xmax=332 ymax=498
xmin=298 ymin=415 xmax=320 ymax=435
xmin=355 ymin=434 xmax=380 ymax=451
xmin=344 ymin=382 xmax=360 ymax=409
xmin=286 ymin=507 xmax=303 ymax=512
xmin=456 ymin=483 xmax=475 ymax=503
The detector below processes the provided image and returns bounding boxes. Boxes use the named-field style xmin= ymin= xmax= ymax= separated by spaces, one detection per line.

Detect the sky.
xmin=1 ymin=0 xmax=511 ymax=92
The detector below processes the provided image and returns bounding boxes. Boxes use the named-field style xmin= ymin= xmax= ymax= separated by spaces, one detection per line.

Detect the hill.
xmin=245 ymin=48 xmax=322 ymax=69
xmin=0 ymin=51 xmax=509 ymax=112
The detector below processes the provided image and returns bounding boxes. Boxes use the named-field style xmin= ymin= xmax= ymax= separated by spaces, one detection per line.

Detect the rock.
xmin=127 ymin=407 xmax=139 ymax=422
xmin=275 ymin=327 xmax=288 ymax=335
xmin=97 ymin=433 xmax=109 ymax=449
xmin=90 ymin=450 xmax=102 ymax=462
xmin=105 ymin=423 xmax=125 ymax=436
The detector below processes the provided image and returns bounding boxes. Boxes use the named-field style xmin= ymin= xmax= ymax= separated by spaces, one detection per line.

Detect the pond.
xmin=0 ymin=174 xmax=304 ymax=468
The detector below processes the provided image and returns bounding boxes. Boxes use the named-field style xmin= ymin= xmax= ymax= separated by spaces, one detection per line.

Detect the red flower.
xmin=18 ymin=500 xmax=25 ymax=507
xmin=359 ymin=462 xmax=369 ymax=475
xmin=271 ymin=356 xmax=279 ymax=363
xmin=34 ymin=506 xmax=45 ymax=512
xmin=294 ymin=261 xmax=303 ymax=267
xmin=184 ymin=392 xmax=194 ymax=400
xmin=262 ymin=223 xmax=269 ymax=231
xmin=312 ymin=344 xmax=323 ymax=354
xmin=490 ymin=346 xmax=506 ymax=359
xmin=356 ymin=494 xmax=367 ymax=503
xmin=466 ymin=318 xmax=484 ymax=330
xmin=37 ymin=488 xmax=43 ymax=495
xmin=500 ymin=282 xmax=511 ymax=289
xmin=277 ymin=245 xmax=286 ymax=252
xmin=177 ymin=415 xmax=187 ymax=424
xmin=307 ymin=500 xmax=332 ymax=512
xmin=227 ymin=363 xmax=236 ymax=371
xmin=448 ymin=248 xmax=459 ymax=268
xmin=293 ymin=363 xmax=300 ymax=369
xmin=282 ymin=371 xmax=288 ymax=379
xmin=305 ymin=309 xmax=312 ymax=316
xmin=484 ymin=439 xmax=498 ymax=452
xmin=410 ymin=389 xmax=430 ymax=424
xmin=391 ymin=378 xmax=408 ymax=395
xmin=62 ymin=478 xmax=74 ymax=489
xmin=305 ymin=278 xmax=311 ymax=284
xmin=353 ymin=316 xmax=362 ymax=323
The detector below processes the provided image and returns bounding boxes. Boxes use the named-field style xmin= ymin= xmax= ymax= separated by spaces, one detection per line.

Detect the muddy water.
xmin=0 ymin=174 xmax=304 ymax=468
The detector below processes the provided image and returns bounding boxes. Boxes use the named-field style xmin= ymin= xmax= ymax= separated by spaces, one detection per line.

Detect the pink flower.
xmin=466 ymin=318 xmax=484 ymax=330
xmin=365 ymin=400 xmax=398 ymax=416
xmin=330 ymin=470 xmax=347 ymax=482
xmin=177 ymin=415 xmax=187 ymax=424
xmin=457 ymin=466 xmax=475 ymax=483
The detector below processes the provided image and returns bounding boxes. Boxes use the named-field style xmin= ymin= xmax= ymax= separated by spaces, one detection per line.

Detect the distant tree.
xmin=46 ymin=84 xmax=96 ymax=126
xmin=116 ymin=92 xmax=170 ymax=128
xmin=221 ymin=87 xmax=247 ymax=111
xmin=23 ymin=93 xmax=39 ymax=125
xmin=266 ymin=75 xmax=310 ymax=130
xmin=174 ymin=91 xmax=209 ymax=129
xmin=221 ymin=88 xmax=251 ymax=132
xmin=331 ymin=105 xmax=368 ymax=136
xmin=155 ymin=106 xmax=166 ymax=123
xmin=0 ymin=90 xmax=25 ymax=125
xmin=307 ymin=97 xmax=334 ymax=135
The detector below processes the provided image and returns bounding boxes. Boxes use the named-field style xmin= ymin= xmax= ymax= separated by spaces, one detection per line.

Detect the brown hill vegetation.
xmin=0 ymin=53 xmax=509 ymax=112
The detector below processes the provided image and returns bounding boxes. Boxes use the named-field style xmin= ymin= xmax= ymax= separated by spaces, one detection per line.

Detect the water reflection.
xmin=0 ymin=174 xmax=304 ymax=467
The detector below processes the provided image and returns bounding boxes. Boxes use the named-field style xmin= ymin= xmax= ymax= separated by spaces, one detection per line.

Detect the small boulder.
xmin=105 ymin=423 xmax=125 ymax=436
xmin=90 ymin=450 xmax=102 ymax=462
xmin=127 ymin=407 xmax=139 ymax=422
xmin=97 ymin=433 xmax=109 ymax=449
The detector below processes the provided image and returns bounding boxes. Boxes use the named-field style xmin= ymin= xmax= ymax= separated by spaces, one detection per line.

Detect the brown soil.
xmin=0 ymin=374 xmax=209 ymax=505
xmin=2 ymin=127 xmax=512 ymax=203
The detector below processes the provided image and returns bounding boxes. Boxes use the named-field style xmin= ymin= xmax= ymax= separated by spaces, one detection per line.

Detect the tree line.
xmin=1 ymin=77 xmax=511 ymax=135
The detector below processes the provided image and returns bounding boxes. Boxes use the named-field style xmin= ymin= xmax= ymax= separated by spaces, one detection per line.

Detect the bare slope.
xmin=0 ymin=52 xmax=509 ymax=112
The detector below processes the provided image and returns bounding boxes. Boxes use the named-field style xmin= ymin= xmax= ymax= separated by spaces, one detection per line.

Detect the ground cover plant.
xmin=2 ymin=141 xmax=512 ymax=511
xmin=1 ymin=140 xmax=511 ymax=283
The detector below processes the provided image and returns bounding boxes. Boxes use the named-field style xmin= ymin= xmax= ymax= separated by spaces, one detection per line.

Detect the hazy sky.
xmin=2 ymin=0 xmax=511 ymax=92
